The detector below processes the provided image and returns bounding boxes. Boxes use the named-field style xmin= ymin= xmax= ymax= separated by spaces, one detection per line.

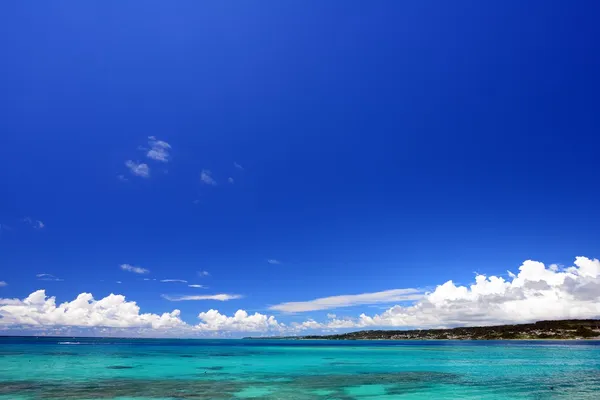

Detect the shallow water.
xmin=0 ymin=337 xmax=599 ymax=399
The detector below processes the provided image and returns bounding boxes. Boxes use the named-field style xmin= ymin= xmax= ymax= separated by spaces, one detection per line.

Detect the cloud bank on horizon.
xmin=1 ymin=257 xmax=598 ymax=336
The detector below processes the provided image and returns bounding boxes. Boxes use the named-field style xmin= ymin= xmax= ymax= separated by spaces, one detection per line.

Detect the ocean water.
xmin=0 ymin=337 xmax=599 ymax=399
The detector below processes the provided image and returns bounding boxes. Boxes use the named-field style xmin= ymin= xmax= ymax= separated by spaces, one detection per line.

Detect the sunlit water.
xmin=0 ymin=337 xmax=599 ymax=399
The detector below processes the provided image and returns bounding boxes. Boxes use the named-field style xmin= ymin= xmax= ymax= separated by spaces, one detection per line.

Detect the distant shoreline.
xmin=247 ymin=337 xmax=600 ymax=340
xmin=246 ymin=337 xmax=600 ymax=341
xmin=245 ymin=319 xmax=600 ymax=341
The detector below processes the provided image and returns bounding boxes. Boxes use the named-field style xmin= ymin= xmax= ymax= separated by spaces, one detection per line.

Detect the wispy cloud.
xmin=269 ymin=288 xmax=423 ymax=313
xmin=200 ymin=170 xmax=216 ymax=185
xmin=188 ymin=284 xmax=206 ymax=288
xmin=198 ymin=271 xmax=210 ymax=277
xmin=161 ymin=294 xmax=242 ymax=302
xmin=228 ymin=177 xmax=234 ymax=184
xmin=23 ymin=217 xmax=44 ymax=229
xmin=234 ymin=162 xmax=244 ymax=170
xmin=267 ymin=259 xmax=280 ymax=265
xmin=160 ymin=279 xmax=188 ymax=283
xmin=116 ymin=281 xmax=122 ymax=284
xmin=125 ymin=161 xmax=150 ymax=178
xmin=146 ymin=136 xmax=171 ymax=162
xmin=0 ymin=281 xmax=7 ymax=287
xmin=120 ymin=264 xmax=150 ymax=274
xmin=117 ymin=174 xmax=128 ymax=182
xmin=36 ymin=273 xmax=63 ymax=282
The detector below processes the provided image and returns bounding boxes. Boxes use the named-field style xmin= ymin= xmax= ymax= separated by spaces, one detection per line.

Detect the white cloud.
xmin=0 ymin=290 xmax=184 ymax=329
xmin=195 ymin=309 xmax=282 ymax=332
xmin=0 ymin=292 xmax=280 ymax=335
xmin=117 ymin=174 xmax=128 ymax=182
xmin=146 ymin=137 xmax=171 ymax=162
xmin=3 ymin=257 xmax=597 ymax=336
xmin=125 ymin=160 xmax=150 ymax=178
xmin=198 ymin=271 xmax=210 ymax=277
xmin=188 ymin=284 xmax=206 ymax=288
xmin=116 ymin=281 xmax=122 ymax=284
xmin=120 ymin=264 xmax=150 ymax=275
xmin=322 ymin=317 xmax=358 ymax=329
xmin=0 ymin=298 xmax=21 ymax=306
xmin=297 ymin=256 xmax=600 ymax=330
xmin=200 ymin=169 xmax=216 ymax=185
xmin=0 ymin=281 xmax=7 ymax=287
xmin=234 ymin=162 xmax=244 ymax=170
xmin=161 ymin=294 xmax=242 ymax=302
xmin=36 ymin=274 xmax=63 ymax=282
xmin=23 ymin=217 xmax=44 ymax=229
xmin=160 ymin=279 xmax=188 ymax=283
xmin=267 ymin=259 xmax=280 ymax=265
xmin=270 ymin=288 xmax=423 ymax=313
xmin=228 ymin=177 xmax=234 ymax=184
xmin=293 ymin=319 xmax=323 ymax=330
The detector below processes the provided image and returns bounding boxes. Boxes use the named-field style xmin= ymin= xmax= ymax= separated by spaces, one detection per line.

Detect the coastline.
xmin=245 ymin=319 xmax=600 ymax=341
xmin=246 ymin=337 xmax=600 ymax=341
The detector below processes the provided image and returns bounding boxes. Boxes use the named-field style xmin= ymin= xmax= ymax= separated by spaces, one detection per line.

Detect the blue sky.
xmin=1 ymin=1 xmax=599 ymax=336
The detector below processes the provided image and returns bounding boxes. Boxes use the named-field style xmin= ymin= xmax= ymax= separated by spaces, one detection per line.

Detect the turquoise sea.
xmin=0 ymin=337 xmax=599 ymax=399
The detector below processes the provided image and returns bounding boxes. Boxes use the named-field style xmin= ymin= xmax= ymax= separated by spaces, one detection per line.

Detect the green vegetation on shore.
xmin=247 ymin=319 xmax=600 ymax=340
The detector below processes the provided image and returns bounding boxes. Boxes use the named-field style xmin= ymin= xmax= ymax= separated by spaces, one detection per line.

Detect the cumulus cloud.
xmin=125 ymin=160 xmax=150 ymax=178
xmin=200 ymin=170 xmax=216 ymax=185
xmin=146 ymin=136 xmax=171 ymax=162
xmin=36 ymin=273 xmax=63 ymax=282
xmin=195 ymin=309 xmax=282 ymax=332
xmin=0 ymin=299 xmax=21 ymax=306
xmin=120 ymin=264 xmax=150 ymax=274
xmin=270 ymin=288 xmax=423 ymax=313
xmin=292 ymin=319 xmax=324 ymax=331
xmin=161 ymin=294 xmax=242 ymax=302
xmin=297 ymin=257 xmax=600 ymax=330
xmin=198 ymin=271 xmax=210 ymax=277
xmin=234 ymin=162 xmax=244 ymax=170
xmin=160 ymin=279 xmax=188 ymax=283
xmin=0 ymin=290 xmax=280 ymax=336
xmin=188 ymin=284 xmax=206 ymax=288
xmin=23 ymin=217 xmax=44 ymax=229
xmin=0 ymin=290 xmax=184 ymax=329
xmin=2 ymin=257 xmax=596 ymax=336
xmin=0 ymin=281 xmax=7 ymax=287
xmin=267 ymin=259 xmax=280 ymax=265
